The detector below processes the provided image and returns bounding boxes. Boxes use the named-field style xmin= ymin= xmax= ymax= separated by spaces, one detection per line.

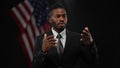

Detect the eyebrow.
xmin=56 ymin=14 xmax=66 ymax=16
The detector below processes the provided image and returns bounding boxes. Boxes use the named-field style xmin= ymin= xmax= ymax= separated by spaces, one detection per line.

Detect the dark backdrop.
xmin=1 ymin=0 xmax=120 ymax=68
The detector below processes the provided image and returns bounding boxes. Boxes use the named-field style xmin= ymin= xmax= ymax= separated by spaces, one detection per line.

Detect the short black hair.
xmin=48 ymin=3 xmax=66 ymax=13
xmin=48 ymin=3 xmax=67 ymax=20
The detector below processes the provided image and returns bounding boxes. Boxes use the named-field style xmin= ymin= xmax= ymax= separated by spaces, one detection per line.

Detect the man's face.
xmin=49 ymin=8 xmax=68 ymax=31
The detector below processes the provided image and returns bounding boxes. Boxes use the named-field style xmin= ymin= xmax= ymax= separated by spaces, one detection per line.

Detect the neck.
xmin=53 ymin=27 xmax=65 ymax=33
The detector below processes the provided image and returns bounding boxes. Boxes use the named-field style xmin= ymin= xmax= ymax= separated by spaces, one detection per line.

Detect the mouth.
xmin=58 ymin=22 xmax=65 ymax=25
xmin=59 ymin=23 xmax=65 ymax=27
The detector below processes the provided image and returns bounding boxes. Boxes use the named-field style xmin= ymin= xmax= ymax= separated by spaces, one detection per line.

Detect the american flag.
xmin=9 ymin=0 xmax=50 ymax=68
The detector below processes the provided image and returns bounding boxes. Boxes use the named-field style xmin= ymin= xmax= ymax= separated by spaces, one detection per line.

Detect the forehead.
xmin=52 ymin=8 xmax=66 ymax=15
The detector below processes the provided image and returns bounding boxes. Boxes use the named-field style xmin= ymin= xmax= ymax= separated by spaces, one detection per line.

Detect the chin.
xmin=58 ymin=27 xmax=65 ymax=31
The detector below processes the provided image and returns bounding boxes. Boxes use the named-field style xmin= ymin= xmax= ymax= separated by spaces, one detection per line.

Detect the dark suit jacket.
xmin=32 ymin=30 xmax=99 ymax=68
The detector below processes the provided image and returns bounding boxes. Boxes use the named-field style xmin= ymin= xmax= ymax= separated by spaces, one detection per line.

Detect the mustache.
xmin=58 ymin=22 xmax=66 ymax=24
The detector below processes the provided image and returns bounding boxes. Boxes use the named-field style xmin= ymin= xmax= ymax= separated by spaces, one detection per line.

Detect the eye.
xmin=62 ymin=14 xmax=66 ymax=18
xmin=56 ymin=15 xmax=60 ymax=18
xmin=55 ymin=14 xmax=66 ymax=18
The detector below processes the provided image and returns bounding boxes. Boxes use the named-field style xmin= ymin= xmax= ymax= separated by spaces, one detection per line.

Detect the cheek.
xmin=51 ymin=19 xmax=58 ymax=26
xmin=53 ymin=19 xmax=59 ymax=25
xmin=51 ymin=18 xmax=57 ymax=22
xmin=65 ymin=19 xmax=68 ymax=24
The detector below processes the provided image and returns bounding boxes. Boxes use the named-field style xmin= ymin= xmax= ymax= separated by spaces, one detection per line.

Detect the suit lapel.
xmin=45 ymin=30 xmax=53 ymax=36
xmin=46 ymin=30 xmax=57 ymax=54
xmin=62 ymin=30 xmax=71 ymax=56
xmin=46 ymin=30 xmax=72 ymax=62
xmin=46 ymin=30 xmax=60 ymax=62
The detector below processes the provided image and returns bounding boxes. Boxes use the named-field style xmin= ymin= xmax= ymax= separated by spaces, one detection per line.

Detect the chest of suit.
xmin=46 ymin=32 xmax=82 ymax=65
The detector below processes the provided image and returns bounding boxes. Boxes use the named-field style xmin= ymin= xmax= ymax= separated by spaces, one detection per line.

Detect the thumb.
xmin=43 ymin=33 xmax=47 ymax=40
xmin=84 ymin=27 xmax=89 ymax=32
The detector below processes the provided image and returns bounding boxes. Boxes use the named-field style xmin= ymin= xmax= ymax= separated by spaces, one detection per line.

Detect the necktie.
xmin=56 ymin=33 xmax=63 ymax=56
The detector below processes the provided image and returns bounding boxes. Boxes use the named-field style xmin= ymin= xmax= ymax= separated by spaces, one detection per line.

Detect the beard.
xmin=51 ymin=22 xmax=67 ymax=33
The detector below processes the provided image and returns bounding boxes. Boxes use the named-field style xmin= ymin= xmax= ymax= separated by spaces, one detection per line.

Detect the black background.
xmin=1 ymin=0 xmax=120 ymax=68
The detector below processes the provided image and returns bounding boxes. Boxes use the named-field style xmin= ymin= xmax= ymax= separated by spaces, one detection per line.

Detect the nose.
xmin=59 ymin=16 xmax=64 ymax=22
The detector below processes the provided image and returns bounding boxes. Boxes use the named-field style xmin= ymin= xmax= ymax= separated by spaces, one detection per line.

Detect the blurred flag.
xmin=9 ymin=0 xmax=50 ymax=68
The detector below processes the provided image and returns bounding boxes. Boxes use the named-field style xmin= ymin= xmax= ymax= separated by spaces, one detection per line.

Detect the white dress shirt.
xmin=51 ymin=28 xmax=66 ymax=48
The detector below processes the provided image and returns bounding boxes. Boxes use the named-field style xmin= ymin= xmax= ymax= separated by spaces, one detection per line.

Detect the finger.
xmin=83 ymin=27 xmax=90 ymax=34
xmin=80 ymin=38 xmax=83 ymax=42
xmin=83 ymin=29 xmax=89 ymax=35
xmin=80 ymin=34 xmax=89 ymax=43
xmin=47 ymin=35 xmax=54 ymax=40
xmin=81 ymin=33 xmax=89 ymax=38
xmin=80 ymin=37 xmax=88 ymax=45
xmin=49 ymin=42 xmax=57 ymax=45
xmin=49 ymin=41 xmax=57 ymax=44
xmin=81 ymin=37 xmax=89 ymax=43
xmin=48 ymin=39 xmax=56 ymax=42
xmin=84 ymin=27 xmax=90 ymax=32
xmin=80 ymin=33 xmax=83 ymax=36
xmin=84 ymin=27 xmax=89 ymax=31
xmin=48 ymin=42 xmax=56 ymax=47
xmin=81 ymin=32 xmax=93 ymax=41
xmin=82 ymin=30 xmax=91 ymax=37
xmin=43 ymin=33 xmax=47 ymax=40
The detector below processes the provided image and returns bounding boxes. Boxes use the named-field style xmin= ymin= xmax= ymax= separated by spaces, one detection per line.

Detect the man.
xmin=32 ymin=3 xmax=99 ymax=68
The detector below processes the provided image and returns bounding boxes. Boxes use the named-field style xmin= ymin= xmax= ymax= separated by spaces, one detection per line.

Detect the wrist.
xmin=40 ymin=49 xmax=47 ymax=56
xmin=42 ymin=44 xmax=47 ymax=53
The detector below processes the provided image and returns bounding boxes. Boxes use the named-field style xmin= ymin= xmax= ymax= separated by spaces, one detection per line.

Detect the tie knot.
xmin=57 ymin=33 xmax=62 ymax=39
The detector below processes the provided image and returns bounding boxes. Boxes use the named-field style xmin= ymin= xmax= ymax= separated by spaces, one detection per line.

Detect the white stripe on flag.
xmin=22 ymin=33 xmax=33 ymax=62
xmin=24 ymin=0 xmax=33 ymax=13
xmin=18 ymin=3 xmax=30 ymax=21
xmin=31 ymin=16 xmax=40 ymax=37
xmin=27 ymin=23 xmax=35 ymax=48
xmin=12 ymin=7 xmax=26 ymax=28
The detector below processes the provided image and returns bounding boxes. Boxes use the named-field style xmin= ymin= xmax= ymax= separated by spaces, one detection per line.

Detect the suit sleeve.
xmin=82 ymin=42 xmax=99 ymax=66
xmin=32 ymin=34 xmax=47 ymax=68
xmin=77 ymin=42 xmax=99 ymax=68
xmin=89 ymin=42 xmax=99 ymax=65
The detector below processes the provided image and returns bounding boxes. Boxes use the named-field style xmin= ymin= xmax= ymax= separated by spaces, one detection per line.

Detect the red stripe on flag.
xmin=9 ymin=9 xmax=25 ymax=32
xmin=24 ymin=29 xmax=34 ymax=52
xmin=15 ymin=5 xmax=28 ymax=27
xmin=29 ymin=20 xmax=36 ymax=39
xmin=43 ymin=22 xmax=50 ymax=31
xmin=23 ymin=1 xmax=32 ymax=16
xmin=9 ymin=0 xmax=50 ymax=68
xmin=38 ymin=23 xmax=50 ymax=33
xmin=18 ymin=33 xmax=32 ymax=68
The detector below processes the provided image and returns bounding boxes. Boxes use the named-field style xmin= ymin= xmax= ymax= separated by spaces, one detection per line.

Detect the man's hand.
xmin=80 ymin=27 xmax=93 ymax=46
xmin=42 ymin=33 xmax=56 ymax=52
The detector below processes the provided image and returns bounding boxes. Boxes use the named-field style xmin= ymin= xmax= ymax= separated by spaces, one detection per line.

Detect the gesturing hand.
xmin=80 ymin=27 xmax=93 ymax=46
xmin=42 ymin=33 xmax=56 ymax=52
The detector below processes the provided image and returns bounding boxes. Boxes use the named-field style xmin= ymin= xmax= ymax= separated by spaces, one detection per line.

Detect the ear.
xmin=48 ymin=18 xmax=52 ymax=24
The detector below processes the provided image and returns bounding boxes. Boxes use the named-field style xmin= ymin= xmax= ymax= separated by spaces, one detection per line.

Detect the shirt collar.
xmin=51 ymin=28 xmax=66 ymax=39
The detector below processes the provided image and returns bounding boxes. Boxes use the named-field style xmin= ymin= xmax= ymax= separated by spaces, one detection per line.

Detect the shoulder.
xmin=67 ymin=30 xmax=81 ymax=40
xmin=35 ymin=33 xmax=44 ymax=42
